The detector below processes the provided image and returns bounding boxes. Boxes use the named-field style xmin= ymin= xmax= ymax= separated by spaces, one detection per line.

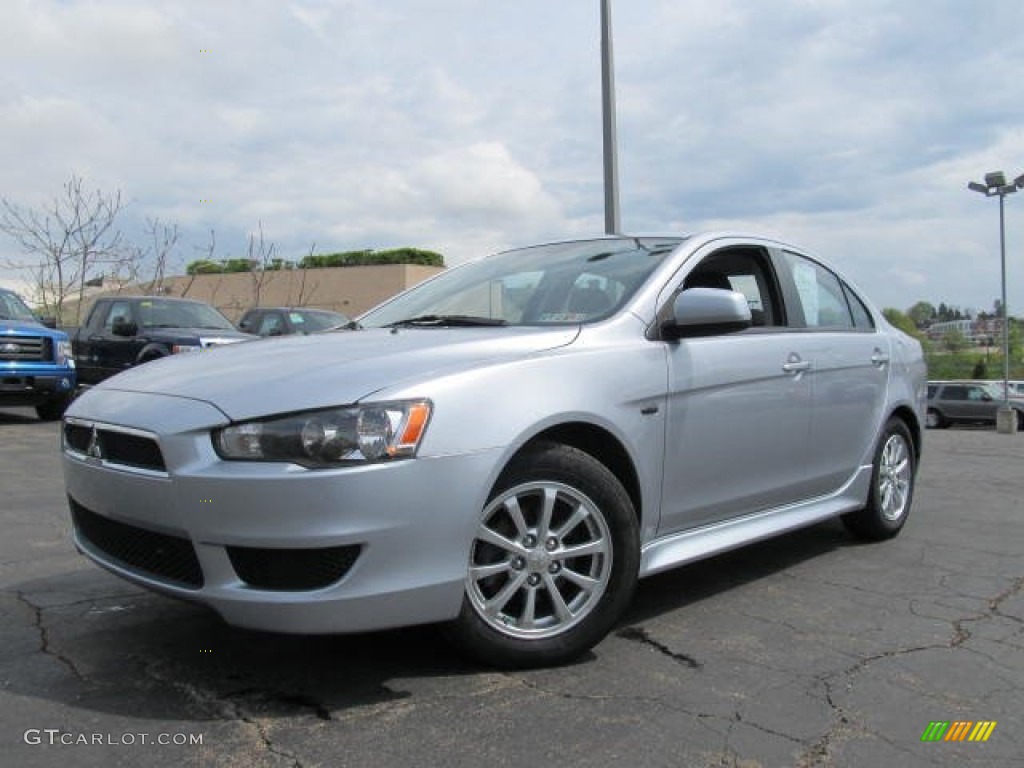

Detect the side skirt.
xmin=639 ymin=465 xmax=873 ymax=578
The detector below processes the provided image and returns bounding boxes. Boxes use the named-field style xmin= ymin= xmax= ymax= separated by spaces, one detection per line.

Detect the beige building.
xmin=73 ymin=263 xmax=444 ymax=323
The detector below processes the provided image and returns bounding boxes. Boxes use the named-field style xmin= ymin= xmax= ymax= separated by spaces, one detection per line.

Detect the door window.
xmin=680 ymin=246 xmax=783 ymax=327
xmin=103 ymin=301 xmax=134 ymax=331
xmin=782 ymin=252 xmax=854 ymax=329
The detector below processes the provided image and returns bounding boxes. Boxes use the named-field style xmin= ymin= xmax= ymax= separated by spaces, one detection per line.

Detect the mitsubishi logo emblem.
xmin=86 ymin=428 xmax=103 ymax=460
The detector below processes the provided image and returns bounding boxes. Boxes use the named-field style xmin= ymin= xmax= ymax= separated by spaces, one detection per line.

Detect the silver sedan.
xmin=62 ymin=233 xmax=927 ymax=667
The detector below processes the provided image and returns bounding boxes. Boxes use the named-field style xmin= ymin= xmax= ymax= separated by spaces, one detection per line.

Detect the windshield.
xmin=292 ymin=310 xmax=349 ymax=333
xmin=136 ymin=300 xmax=237 ymax=331
xmin=0 ymin=289 xmax=39 ymax=322
xmin=359 ymin=237 xmax=684 ymax=328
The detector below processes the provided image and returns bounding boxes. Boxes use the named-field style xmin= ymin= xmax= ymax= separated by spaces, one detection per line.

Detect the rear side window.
xmin=842 ymin=283 xmax=875 ymax=330
xmin=942 ymin=385 xmax=968 ymax=401
xmin=783 ymin=252 xmax=854 ymax=329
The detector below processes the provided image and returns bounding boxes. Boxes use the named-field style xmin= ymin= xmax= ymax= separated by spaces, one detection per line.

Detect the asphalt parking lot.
xmin=1 ymin=408 xmax=1021 ymax=768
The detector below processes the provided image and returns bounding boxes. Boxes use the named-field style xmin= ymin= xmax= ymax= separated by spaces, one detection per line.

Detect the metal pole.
xmin=601 ymin=0 xmax=621 ymax=235
xmin=999 ymin=191 xmax=1010 ymax=406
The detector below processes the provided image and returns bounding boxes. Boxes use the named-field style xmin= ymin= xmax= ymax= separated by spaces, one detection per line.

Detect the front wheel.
xmin=446 ymin=441 xmax=639 ymax=668
xmin=842 ymin=418 xmax=916 ymax=540
xmin=925 ymin=408 xmax=945 ymax=429
xmin=35 ymin=394 xmax=72 ymax=422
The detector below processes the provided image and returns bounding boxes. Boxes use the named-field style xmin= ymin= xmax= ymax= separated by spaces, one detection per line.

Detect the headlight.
xmin=56 ymin=340 xmax=74 ymax=366
xmin=212 ymin=400 xmax=432 ymax=468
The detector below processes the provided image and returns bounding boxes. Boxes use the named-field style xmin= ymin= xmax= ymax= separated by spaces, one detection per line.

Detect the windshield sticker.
xmin=539 ymin=313 xmax=587 ymax=322
xmin=792 ymin=262 xmax=819 ymax=325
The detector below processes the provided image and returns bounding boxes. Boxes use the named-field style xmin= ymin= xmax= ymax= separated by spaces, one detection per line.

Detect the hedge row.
xmin=186 ymin=247 xmax=444 ymax=275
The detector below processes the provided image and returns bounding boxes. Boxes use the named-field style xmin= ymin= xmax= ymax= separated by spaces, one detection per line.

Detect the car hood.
xmin=1 ymin=320 xmax=60 ymax=337
xmin=93 ymin=326 xmax=580 ymax=421
xmin=142 ymin=326 xmax=253 ymax=340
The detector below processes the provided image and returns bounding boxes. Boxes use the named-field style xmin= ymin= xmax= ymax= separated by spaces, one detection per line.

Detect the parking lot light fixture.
xmin=967 ymin=170 xmax=1022 ymax=433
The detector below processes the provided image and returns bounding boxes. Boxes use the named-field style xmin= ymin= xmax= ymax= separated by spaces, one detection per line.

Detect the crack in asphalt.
xmin=990 ymin=576 xmax=1024 ymax=623
xmin=793 ymin=575 xmax=1024 ymax=766
xmin=224 ymin=688 xmax=333 ymax=721
xmin=616 ymin=625 xmax=702 ymax=668
xmin=142 ymin=662 xmax=306 ymax=768
xmin=13 ymin=589 xmax=86 ymax=682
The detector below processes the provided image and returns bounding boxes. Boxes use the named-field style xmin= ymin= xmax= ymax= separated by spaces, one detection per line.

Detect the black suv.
xmin=926 ymin=381 xmax=1024 ymax=429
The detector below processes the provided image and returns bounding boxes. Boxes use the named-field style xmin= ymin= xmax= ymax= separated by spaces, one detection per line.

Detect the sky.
xmin=2 ymin=0 xmax=1023 ymax=315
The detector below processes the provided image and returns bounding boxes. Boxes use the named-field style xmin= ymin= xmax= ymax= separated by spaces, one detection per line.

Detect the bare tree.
xmin=289 ymin=242 xmax=321 ymax=307
xmin=246 ymin=221 xmax=277 ymax=308
xmin=0 ymin=174 xmax=124 ymax=323
xmin=180 ymin=229 xmax=216 ymax=298
xmin=144 ymin=217 xmax=180 ymax=294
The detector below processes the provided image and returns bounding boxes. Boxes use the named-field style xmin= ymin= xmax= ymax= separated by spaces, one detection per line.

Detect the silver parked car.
xmin=62 ymin=233 xmax=926 ymax=667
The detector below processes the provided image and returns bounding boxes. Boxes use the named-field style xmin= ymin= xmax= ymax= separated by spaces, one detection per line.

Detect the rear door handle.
xmin=871 ymin=348 xmax=890 ymax=367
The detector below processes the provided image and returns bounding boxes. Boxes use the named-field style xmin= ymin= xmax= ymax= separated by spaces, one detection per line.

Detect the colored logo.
xmin=921 ymin=721 xmax=997 ymax=742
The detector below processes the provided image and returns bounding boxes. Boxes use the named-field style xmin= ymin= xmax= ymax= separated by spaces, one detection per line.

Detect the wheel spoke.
xmin=483 ymin=571 xmax=527 ymax=616
xmin=560 ymin=538 xmax=608 ymax=560
xmin=559 ymin=567 xmax=600 ymax=590
xmin=504 ymin=496 xmax=529 ymax=539
xmin=470 ymin=560 xmax=510 ymax=581
xmin=521 ymin=587 xmax=538 ymax=629
xmin=552 ymin=503 xmax=588 ymax=539
xmin=477 ymin=526 xmax=527 ymax=556
xmin=543 ymin=573 xmax=573 ymax=621
xmin=536 ymin=486 xmax=558 ymax=539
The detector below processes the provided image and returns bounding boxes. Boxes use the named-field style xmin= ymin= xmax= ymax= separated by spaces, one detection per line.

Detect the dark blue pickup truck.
xmin=70 ymin=296 xmax=254 ymax=386
xmin=0 ymin=287 xmax=77 ymax=420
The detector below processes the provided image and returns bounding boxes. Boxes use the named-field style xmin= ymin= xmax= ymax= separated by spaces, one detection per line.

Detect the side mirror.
xmin=661 ymin=288 xmax=752 ymax=339
xmin=111 ymin=317 xmax=138 ymax=337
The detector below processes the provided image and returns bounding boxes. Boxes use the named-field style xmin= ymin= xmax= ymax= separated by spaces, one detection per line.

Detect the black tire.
xmin=1017 ymin=410 xmax=1024 ymax=431
xmin=35 ymin=394 xmax=72 ymax=422
xmin=925 ymin=408 xmax=946 ymax=429
xmin=842 ymin=418 xmax=916 ymax=541
xmin=446 ymin=441 xmax=639 ymax=669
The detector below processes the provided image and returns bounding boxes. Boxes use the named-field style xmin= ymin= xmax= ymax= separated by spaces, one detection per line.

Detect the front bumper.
xmin=0 ymin=364 xmax=76 ymax=406
xmin=61 ymin=389 xmax=498 ymax=634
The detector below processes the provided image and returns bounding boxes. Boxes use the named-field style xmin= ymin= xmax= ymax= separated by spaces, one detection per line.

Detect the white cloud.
xmin=1 ymin=0 xmax=1024 ymax=311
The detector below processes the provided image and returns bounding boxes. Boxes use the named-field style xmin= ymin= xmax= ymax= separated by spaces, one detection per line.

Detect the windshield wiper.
xmin=386 ymin=314 xmax=508 ymax=328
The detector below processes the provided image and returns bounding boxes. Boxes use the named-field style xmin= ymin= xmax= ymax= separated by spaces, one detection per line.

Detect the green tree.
xmin=883 ymin=308 xmax=920 ymax=338
xmin=907 ymin=301 xmax=935 ymax=328
xmin=186 ymin=259 xmax=222 ymax=275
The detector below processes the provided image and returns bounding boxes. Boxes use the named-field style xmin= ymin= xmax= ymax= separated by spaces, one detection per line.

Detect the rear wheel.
xmin=842 ymin=418 xmax=916 ymax=540
xmin=447 ymin=441 xmax=639 ymax=668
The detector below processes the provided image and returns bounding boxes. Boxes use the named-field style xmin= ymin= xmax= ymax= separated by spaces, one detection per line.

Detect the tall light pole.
xmin=600 ymin=0 xmax=620 ymax=235
xmin=967 ymin=170 xmax=1024 ymax=433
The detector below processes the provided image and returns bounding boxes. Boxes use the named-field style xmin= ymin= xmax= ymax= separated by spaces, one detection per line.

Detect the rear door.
xmin=775 ymin=250 xmax=890 ymax=494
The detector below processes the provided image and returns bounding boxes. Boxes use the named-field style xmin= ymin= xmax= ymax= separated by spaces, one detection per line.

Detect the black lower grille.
xmin=70 ymin=499 xmax=203 ymax=589
xmin=226 ymin=545 xmax=360 ymax=591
